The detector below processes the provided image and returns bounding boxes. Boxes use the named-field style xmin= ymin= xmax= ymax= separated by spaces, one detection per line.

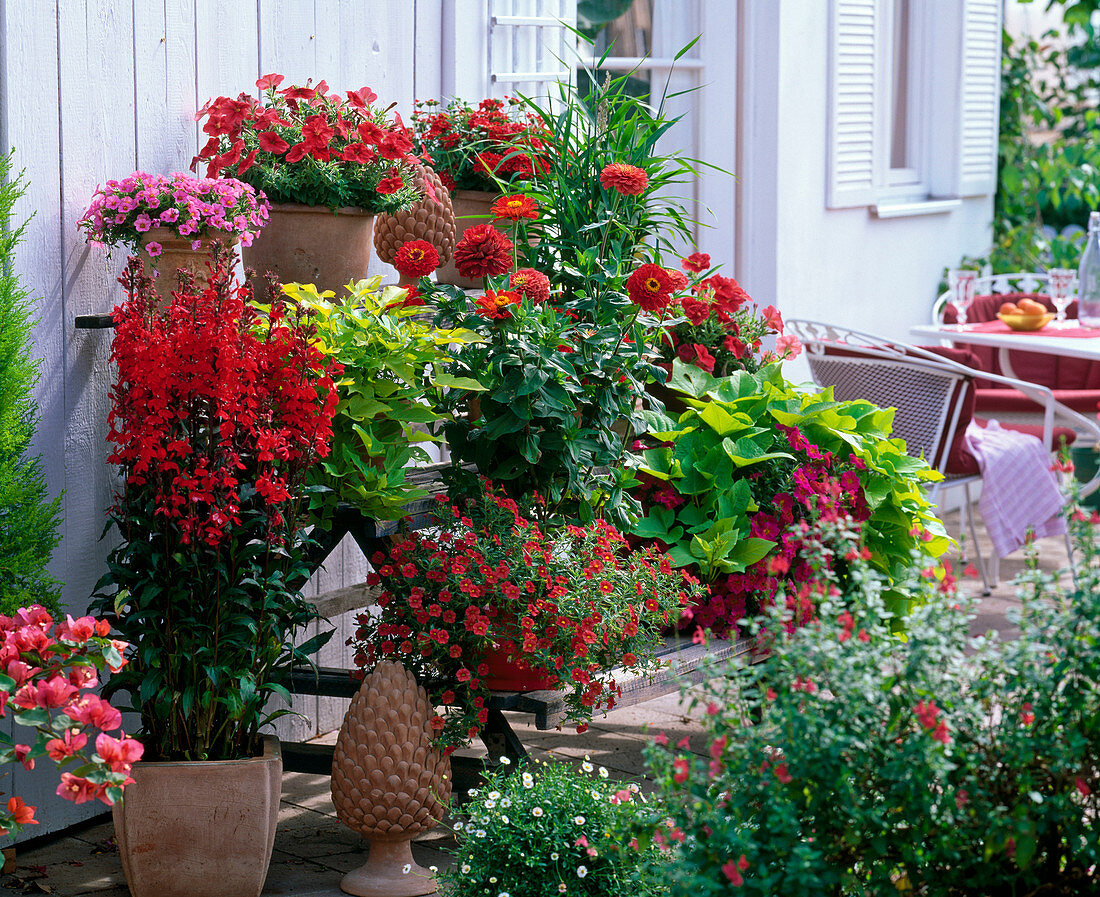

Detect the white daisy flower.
xmin=573 ymin=815 xmax=586 ymax=825
xmin=577 ymin=865 xmax=588 ymax=878
xmin=581 ymin=761 xmax=594 ymax=773
xmin=499 ymin=756 xmax=511 ymax=765
xmin=598 ymin=767 xmax=609 ymax=778
xmin=402 ymin=864 xmax=412 ymax=874
xmin=429 ymin=866 xmax=438 ymax=873
xmin=558 ymin=885 xmax=567 ymax=893
xmin=522 ymin=773 xmax=535 ymax=788
xmin=484 ymin=800 xmax=496 ymax=809
xmin=488 ymin=790 xmax=501 ymax=800
xmin=489 ymin=877 xmax=497 ymax=884
xmin=476 ymin=829 xmax=487 ymax=838
xmin=461 ymin=864 xmax=471 ymax=874
xmin=500 ymin=797 xmax=511 ymax=808
xmin=551 ymin=852 xmax=559 ymax=860
xmin=628 ymin=783 xmax=640 ymax=793
xmin=500 ymin=893 xmax=511 ymax=897
xmin=454 ymin=821 xmax=464 ymax=831
xmin=531 ymin=806 xmax=544 ymax=817
xmin=501 ymin=815 xmax=510 ymax=824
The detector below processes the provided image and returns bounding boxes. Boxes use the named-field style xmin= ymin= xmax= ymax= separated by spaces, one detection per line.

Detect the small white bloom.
xmin=499 ymin=756 xmax=511 ymax=765
xmin=628 ymin=783 xmax=640 ymax=793
xmin=573 ymin=815 xmax=586 ymax=825
xmin=488 ymin=790 xmax=501 ymax=800
xmin=489 ymin=877 xmax=497 ymax=884
xmin=429 ymin=866 xmax=438 ymax=873
xmin=461 ymin=864 xmax=471 ymax=874
xmin=522 ymin=773 xmax=534 ymax=788
xmin=558 ymin=885 xmax=567 ymax=894
xmin=531 ymin=806 xmax=544 ymax=817
xmin=477 ymin=829 xmax=487 ymax=838
xmin=577 ymin=865 xmax=588 ymax=879
xmin=501 ymin=815 xmax=510 ymax=824
xmin=581 ymin=761 xmax=594 ymax=773
xmin=551 ymin=852 xmax=559 ymax=860
xmin=484 ymin=799 xmax=496 ymax=809
xmin=469 ymin=788 xmax=480 ymax=797
xmin=500 ymin=797 xmax=511 ymax=808
xmin=598 ymin=767 xmax=608 ymax=778
xmin=402 ymin=864 xmax=412 ymax=874
xmin=454 ymin=821 xmax=464 ymax=831
xmin=500 ymin=893 xmax=511 ymax=897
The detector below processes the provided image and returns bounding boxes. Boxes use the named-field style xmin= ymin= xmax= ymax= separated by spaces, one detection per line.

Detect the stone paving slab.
xmin=0 ymin=513 xmax=1070 ymax=896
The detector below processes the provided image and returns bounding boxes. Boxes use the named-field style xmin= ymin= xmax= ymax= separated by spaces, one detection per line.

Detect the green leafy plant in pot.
xmin=91 ymin=249 xmax=339 ymax=897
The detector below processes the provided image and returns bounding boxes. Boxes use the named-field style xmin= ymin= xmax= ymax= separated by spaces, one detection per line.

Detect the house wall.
xmin=738 ymin=0 xmax=998 ymax=380
xmin=0 ymin=0 xmax=448 ymax=839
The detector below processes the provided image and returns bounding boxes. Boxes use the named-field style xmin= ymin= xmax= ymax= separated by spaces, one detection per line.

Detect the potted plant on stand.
xmin=77 ymin=171 xmax=269 ymax=306
xmin=91 ymin=249 xmax=339 ymax=897
xmin=195 ymin=74 xmax=421 ymax=292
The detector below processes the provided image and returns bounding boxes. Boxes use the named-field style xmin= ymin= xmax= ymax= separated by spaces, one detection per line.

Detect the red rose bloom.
xmin=377 ymin=175 xmax=404 ymax=195
xmin=453 ymin=224 xmax=514 ymax=279
xmin=393 ymin=239 xmax=440 ymax=278
xmin=680 ymin=297 xmax=711 ymax=326
xmin=681 ymin=252 xmax=711 ymax=273
xmin=491 ymin=194 xmax=539 ymax=222
xmin=474 ymin=289 xmax=521 ymax=320
xmin=626 ymin=263 xmax=674 ymax=311
xmin=600 ymin=162 xmax=649 ymax=196
xmin=509 ymin=268 xmax=551 ymax=304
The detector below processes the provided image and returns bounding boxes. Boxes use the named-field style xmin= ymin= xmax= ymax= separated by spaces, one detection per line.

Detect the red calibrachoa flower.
xmin=681 ymin=252 xmax=711 ymax=273
xmin=491 ymin=193 xmax=539 ymax=222
xmin=453 ymin=223 xmax=514 ymax=279
xmin=352 ymin=482 xmax=698 ymax=750
xmin=393 ymin=239 xmax=440 ymax=278
xmin=508 ymin=267 xmax=551 ymax=304
xmin=474 ymin=289 xmax=521 ymax=320
xmin=626 ymin=263 xmax=675 ymax=312
xmin=600 ymin=162 xmax=650 ymax=196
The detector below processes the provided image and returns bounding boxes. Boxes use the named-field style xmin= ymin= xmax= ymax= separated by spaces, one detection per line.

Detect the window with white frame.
xmin=827 ymin=0 xmax=1001 ymax=213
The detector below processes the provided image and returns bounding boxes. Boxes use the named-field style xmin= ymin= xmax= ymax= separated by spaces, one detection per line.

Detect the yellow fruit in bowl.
xmin=997 ymin=311 xmax=1054 ymax=331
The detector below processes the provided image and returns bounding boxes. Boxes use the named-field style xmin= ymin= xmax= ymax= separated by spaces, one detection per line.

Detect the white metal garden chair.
xmin=787 ymin=320 xmax=1082 ymax=591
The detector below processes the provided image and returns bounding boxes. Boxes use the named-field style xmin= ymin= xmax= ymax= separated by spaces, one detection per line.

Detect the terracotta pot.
xmin=138 ymin=230 xmax=237 ymax=308
xmin=112 ymin=736 xmax=281 ymax=897
xmin=241 ymin=203 xmax=375 ymax=295
xmin=434 ymin=189 xmax=496 ymax=289
xmin=480 ymin=622 xmax=559 ymax=692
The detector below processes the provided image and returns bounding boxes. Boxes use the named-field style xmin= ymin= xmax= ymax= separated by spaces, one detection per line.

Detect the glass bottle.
xmin=1077 ymin=211 xmax=1100 ymax=326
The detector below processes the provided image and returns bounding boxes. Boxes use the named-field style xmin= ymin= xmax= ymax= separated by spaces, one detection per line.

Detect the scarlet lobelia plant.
xmin=0 ymin=606 xmax=141 ymax=838
xmin=195 ymin=73 xmax=421 ymax=212
xmin=351 ymin=483 xmax=699 ymax=751
xmin=92 ymin=248 xmax=339 ymax=761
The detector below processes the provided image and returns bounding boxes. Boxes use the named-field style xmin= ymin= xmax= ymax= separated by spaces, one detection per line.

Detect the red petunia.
xmin=600 ymin=162 xmax=649 ymax=196
xmin=256 ymin=73 xmax=285 ymax=91
xmin=509 ymin=267 xmax=551 ymax=304
xmin=491 ymin=193 xmax=539 ymax=222
xmin=681 ymin=252 xmax=711 ymax=273
xmin=257 ymin=131 xmax=289 ymax=154
xmin=341 ymin=142 xmax=376 ymax=164
xmin=453 ymin=223 xmax=514 ymax=279
xmin=474 ymin=289 xmax=521 ymax=320
xmin=393 ymin=240 xmax=440 ymax=278
xmin=377 ymin=175 xmax=404 ymax=195
xmin=680 ymin=297 xmax=710 ymax=326
xmin=626 ymin=263 xmax=674 ymax=312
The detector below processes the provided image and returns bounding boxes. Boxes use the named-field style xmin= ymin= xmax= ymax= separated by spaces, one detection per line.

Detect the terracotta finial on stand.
xmin=374 ymin=163 xmax=456 ymax=277
xmin=331 ymin=661 xmax=451 ymax=897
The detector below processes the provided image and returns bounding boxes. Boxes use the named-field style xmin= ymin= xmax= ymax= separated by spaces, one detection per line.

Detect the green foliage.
xmin=285 ymin=278 xmax=484 ymax=521
xmin=0 ymin=152 xmax=62 ymax=615
xmin=645 ymin=511 xmax=1100 ymax=895
xmin=630 ymin=361 xmax=947 ymax=624
xmin=441 ymin=758 xmax=667 ymax=897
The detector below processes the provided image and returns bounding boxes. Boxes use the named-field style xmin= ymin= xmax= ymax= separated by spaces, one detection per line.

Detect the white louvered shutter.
xmin=827 ymin=0 xmax=879 ymax=209
xmin=957 ymin=0 xmax=1001 ymax=196
xmin=488 ymin=0 xmax=577 ymax=103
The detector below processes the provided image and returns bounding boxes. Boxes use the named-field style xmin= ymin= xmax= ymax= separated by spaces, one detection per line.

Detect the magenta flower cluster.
xmin=78 ymin=171 xmax=269 ymax=256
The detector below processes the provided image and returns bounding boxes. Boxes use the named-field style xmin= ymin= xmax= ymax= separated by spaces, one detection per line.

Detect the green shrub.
xmin=0 ymin=152 xmax=61 ymax=615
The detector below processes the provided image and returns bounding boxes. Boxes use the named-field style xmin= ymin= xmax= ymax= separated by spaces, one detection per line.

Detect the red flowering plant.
xmin=411 ymin=97 xmax=551 ymax=193
xmin=655 ymin=255 xmax=802 ymax=377
xmin=628 ymin=361 xmax=948 ymax=637
xmin=0 ymin=606 xmax=140 ymax=837
xmin=351 ymin=484 xmax=699 ymax=751
xmin=194 ymin=73 xmax=421 ymax=212
xmin=90 ymin=248 xmax=339 ymax=762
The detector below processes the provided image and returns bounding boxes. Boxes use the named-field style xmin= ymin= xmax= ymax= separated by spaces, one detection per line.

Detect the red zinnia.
xmin=626 ymin=263 xmax=674 ymax=312
xmin=681 ymin=252 xmax=711 ymax=273
xmin=509 ymin=268 xmax=551 ymax=304
xmin=453 ymin=223 xmax=514 ymax=279
xmin=600 ymin=162 xmax=649 ymax=196
xmin=474 ymin=289 xmax=521 ymax=320
xmin=491 ymin=194 xmax=539 ymax=222
xmin=393 ymin=240 xmax=440 ymax=278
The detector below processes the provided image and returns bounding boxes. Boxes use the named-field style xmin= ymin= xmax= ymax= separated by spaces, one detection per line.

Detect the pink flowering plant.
xmin=629 ymin=361 xmax=947 ymax=636
xmin=77 ymin=171 xmax=269 ymax=258
xmin=440 ymin=757 xmax=667 ymax=897
xmin=0 ymin=606 xmax=140 ymax=838
xmin=644 ymin=510 xmax=1100 ymax=895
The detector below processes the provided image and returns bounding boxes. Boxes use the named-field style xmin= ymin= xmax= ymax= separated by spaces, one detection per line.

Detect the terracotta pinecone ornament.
xmin=332 ymin=660 xmax=451 ymax=897
xmin=373 ymin=163 xmax=456 ymax=283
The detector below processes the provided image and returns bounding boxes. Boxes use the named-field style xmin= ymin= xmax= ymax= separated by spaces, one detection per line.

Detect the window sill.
xmin=871 ymin=198 xmax=963 ymax=219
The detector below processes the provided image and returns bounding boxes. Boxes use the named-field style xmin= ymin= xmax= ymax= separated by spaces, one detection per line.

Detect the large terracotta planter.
xmin=112 ymin=736 xmax=282 ymax=897
xmin=434 ymin=189 xmax=496 ymax=289
xmin=138 ymin=230 xmax=237 ymax=308
xmin=242 ymin=203 xmax=375 ymax=295
xmin=480 ymin=621 xmax=559 ymax=692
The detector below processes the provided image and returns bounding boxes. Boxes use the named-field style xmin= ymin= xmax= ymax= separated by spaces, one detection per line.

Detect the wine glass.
xmin=1048 ymin=268 xmax=1076 ymax=327
xmin=948 ymin=270 xmax=977 ymax=329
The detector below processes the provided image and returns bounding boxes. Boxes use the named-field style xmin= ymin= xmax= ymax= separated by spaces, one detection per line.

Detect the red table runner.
xmin=963 ymin=320 xmax=1100 ymax=338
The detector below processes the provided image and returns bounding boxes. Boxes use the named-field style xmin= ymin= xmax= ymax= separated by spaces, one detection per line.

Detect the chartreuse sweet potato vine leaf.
xmin=630 ymin=360 xmax=949 ymax=623
xmin=283 ymin=277 xmax=485 ymax=521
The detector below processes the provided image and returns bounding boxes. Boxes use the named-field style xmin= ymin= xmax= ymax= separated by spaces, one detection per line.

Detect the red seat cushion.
xmin=975 ymin=388 xmax=1100 ymax=416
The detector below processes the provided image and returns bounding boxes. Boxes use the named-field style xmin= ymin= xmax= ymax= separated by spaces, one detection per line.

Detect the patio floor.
xmin=0 ymin=509 xmax=1072 ymax=896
